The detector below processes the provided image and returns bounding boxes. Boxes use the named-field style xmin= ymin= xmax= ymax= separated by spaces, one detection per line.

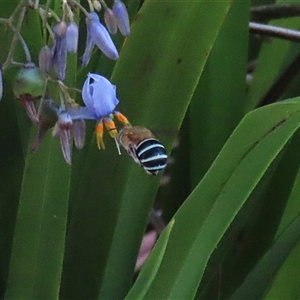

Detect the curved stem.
xmin=69 ymin=0 xmax=90 ymax=18
xmin=250 ymin=22 xmax=300 ymax=43
xmin=3 ymin=5 xmax=27 ymax=70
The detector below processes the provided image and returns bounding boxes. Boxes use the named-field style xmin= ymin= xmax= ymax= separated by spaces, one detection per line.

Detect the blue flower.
xmin=81 ymin=73 xmax=129 ymax=150
xmin=113 ymin=0 xmax=130 ymax=37
xmin=83 ymin=12 xmax=119 ymax=63
xmin=82 ymin=73 xmax=119 ymax=118
xmin=52 ymin=22 xmax=67 ymax=80
xmin=66 ymin=22 xmax=79 ymax=54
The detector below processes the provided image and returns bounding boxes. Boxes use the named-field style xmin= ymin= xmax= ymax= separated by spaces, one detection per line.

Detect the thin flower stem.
xmin=69 ymin=0 xmax=90 ymax=18
xmin=63 ymin=0 xmax=74 ymax=21
xmin=17 ymin=31 xmax=32 ymax=62
xmin=0 ymin=18 xmax=9 ymax=23
xmin=98 ymin=0 xmax=108 ymax=10
xmin=3 ymin=5 xmax=27 ymax=70
xmin=87 ymin=0 xmax=94 ymax=12
xmin=41 ymin=0 xmax=51 ymax=44
xmin=38 ymin=6 xmax=61 ymax=23
xmin=249 ymin=22 xmax=300 ymax=43
xmin=9 ymin=0 xmax=27 ymax=23
xmin=11 ymin=61 xmax=26 ymax=67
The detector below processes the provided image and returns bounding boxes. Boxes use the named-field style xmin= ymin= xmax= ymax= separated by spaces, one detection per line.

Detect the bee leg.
xmin=96 ymin=121 xmax=105 ymax=150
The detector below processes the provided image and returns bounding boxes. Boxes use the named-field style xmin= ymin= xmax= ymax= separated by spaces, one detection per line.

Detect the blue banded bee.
xmin=118 ymin=126 xmax=168 ymax=176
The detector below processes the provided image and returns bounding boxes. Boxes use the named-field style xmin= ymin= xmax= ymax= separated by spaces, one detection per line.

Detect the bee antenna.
xmin=114 ymin=137 xmax=121 ymax=155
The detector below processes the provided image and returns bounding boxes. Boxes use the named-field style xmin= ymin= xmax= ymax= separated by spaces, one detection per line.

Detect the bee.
xmin=118 ymin=126 xmax=168 ymax=176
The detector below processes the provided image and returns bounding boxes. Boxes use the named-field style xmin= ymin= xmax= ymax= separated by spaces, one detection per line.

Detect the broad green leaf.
xmin=5 ymin=136 xmax=71 ymax=299
xmin=141 ymin=98 xmax=300 ymax=299
xmin=264 ymin=241 xmax=300 ymax=299
xmin=5 ymin=0 xmax=76 ymax=296
xmin=61 ymin=1 xmax=233 ymax=299
xmin=230 ymin=214 xmax=300 ymax=299
xmin=189 ymin=0 xmax=249 ymax=186
xmin=263 ymin=138 xmax=300 ymax=299
xmin=125 ymin=219 xmax=175 ymax=300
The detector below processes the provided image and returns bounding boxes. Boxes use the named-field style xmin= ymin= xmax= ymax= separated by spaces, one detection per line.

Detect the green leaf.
xmin=140 ymin=98 xmax=300 ymax=299
xmin=230 ymin=214 xmax=300 ymax=299
xmin=5 ymin=136 xmax=70 ymax=299
xmin=61 ymin=1 xmax=233 ymax=299
xmin=189 ymin=0 xmax=249 ymax=185
xmin=125 ymin=219 xmax=175 ymax=300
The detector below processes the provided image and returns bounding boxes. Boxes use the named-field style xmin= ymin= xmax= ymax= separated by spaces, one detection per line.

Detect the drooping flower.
xmin=81 ymin=29 xmax=94 ymax=67
xmin=85 ymin=12 xmax=119 ymax=61
xmin=66 ymin=22 xmax=79 ymax=54
xmin=81 ymin=73 xmax=129 ymax=150
xmin=38 ymin=46 xmax=52 ymax=73
xmin=104 ymin=8 xmax=118 ymax=35
xmin=72 ymin=119 xmax=86 ymax=149
xmin=112 ymin=0 xmax=130 ymax=37
xmin=53 ymin=112 xmax=73 ymax=165
xmin=82 ymin=73 xmax=119 ymax=118
xmin=52 ymin=22 xmax=67 ymax=80
xmin=13 ymin=63 xmax=46 ymax=123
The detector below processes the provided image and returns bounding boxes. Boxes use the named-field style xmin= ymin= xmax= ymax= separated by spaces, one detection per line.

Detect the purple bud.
xmin=72 ymin=119 xmax=86 ymax=149
xmin=66 ymin=22 xmax=79 ymax=54
xmin=104 ymin=8 xmax=118 ymax=35
xmin=82 ymin=73 xmax=119 ymax=118
xmin=39 ymin=46 xmax=52 ymax=72
xmin=56 ymin=112 xmax=73 ymax=165
xmin=52 ymin=22 xmax=67 ymax=80
xmin=0 ymin=66 xmax=3 ymax=101
xmin=112 ymin=0 xmax=130 ymax=37
xmin=86 ymin=12 xmax=119 ymax=60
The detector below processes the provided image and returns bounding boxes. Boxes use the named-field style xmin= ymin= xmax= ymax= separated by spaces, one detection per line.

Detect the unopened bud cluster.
xmin=0 ymin=0 xmax=132 ymax=164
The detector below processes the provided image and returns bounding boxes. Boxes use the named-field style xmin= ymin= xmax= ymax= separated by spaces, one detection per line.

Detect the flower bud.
xmin=52 ymin=22 xmax=67 ymax=80
xmin=39 ymin=46 xmax=52 ymax=73
xmin=92 ymin=0 xmax=101 ymax=11
xmin=13 ymin=63 xmax=46 ymax=123
xmin=104 ymin=8 xmax=117 ymax=35
xmin=66 ymin=22 xmax=79 ymax=54
xmin=112 ymin=0 xmax=130 ymax=36
xmin=81 ymin=32 xmax=94 ymax=67
xmin=86 ymin=12 xmax=119 ymax=60
xmin=55 ymin=112 xmax=73 ymax=165
xmin=72 ymin=119 xmax=86 ymax=149
xmin=13 ymin=63 xmax=46 ymax=98
xmin=82 ymin=73 xmax=119 ymax=118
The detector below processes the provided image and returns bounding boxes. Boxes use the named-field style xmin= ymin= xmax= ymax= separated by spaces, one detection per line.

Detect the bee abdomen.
xmin=136 ymin=138 xmax=168 ymax=175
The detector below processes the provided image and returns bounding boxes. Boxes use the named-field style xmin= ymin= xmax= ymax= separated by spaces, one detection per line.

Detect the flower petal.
xmin=104 ymin=8 xmax=118 ymax=35
xmin=87 ymin=12 xmax=119 ymax=60
xmin=66 ymin=22 xmax=79 ymax=54
xmin=113 ymin=0 xmax=130 ymax=37
xmin=52 ymin=23 xmax=67 ymax=80
xmin=82 ymin=73 xmax=119 ymax=118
